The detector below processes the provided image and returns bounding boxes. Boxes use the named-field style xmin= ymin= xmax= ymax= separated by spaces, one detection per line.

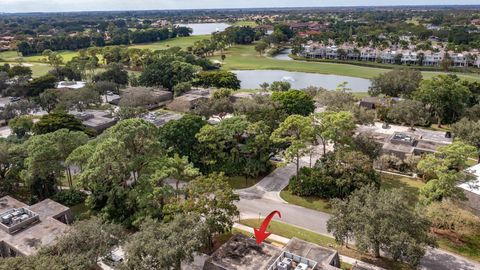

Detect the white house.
xmin=423 ymin=52 xmax=444 ymax=66
xmin=458 ymin=163 xmax=480 ymax=215
xmin=56 ymin=81 xmax=87 ymax=90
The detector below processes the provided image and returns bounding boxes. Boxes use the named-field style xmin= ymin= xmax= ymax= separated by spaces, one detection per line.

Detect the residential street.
xmin=235 ymin=147 xmax=480 ymax=270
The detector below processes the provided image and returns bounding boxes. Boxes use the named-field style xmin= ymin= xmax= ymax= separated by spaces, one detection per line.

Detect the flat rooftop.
xmin=284 ymin=238 xmax=337 ymax=265
xmin=204 ymin=234 xmax=341 ymax=270
xmin=204 ymin=234 xmax=281 ymax=270
xmin=0 ymin=196 xmax=72 ymax=256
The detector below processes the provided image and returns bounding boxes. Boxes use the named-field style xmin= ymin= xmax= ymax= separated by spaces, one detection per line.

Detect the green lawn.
xmin=240 ymin=219 xmax=411 ymax=270
xmin=280 ymin=190 xmax=333 ymax=213
xmin=131 ymin=35 xmax=211 ymax=51
xmin=437 ymin=234 xmax=480 ymax=262
xmin=3 ymin=62 xmax=53 ymax=77
xmin=232 ymin=21 xmax=258 ymax=27
xmin=380 ymin=173 xmax=424 ymax=205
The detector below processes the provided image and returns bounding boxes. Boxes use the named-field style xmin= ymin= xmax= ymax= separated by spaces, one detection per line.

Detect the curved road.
xmin=235 ymin=147 xmax=480 ymax=270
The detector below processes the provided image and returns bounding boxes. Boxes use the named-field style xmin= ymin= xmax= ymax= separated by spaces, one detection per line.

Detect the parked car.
xmin=9 ymin=97 xmax=21 ymax=102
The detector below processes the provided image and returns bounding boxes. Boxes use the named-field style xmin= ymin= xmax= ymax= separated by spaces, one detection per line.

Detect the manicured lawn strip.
xmin=436 ymin=234 xmax=480 ymax=262
xmin=280 ymin=189 xmax=333 ymax=213
xmin=290 ymin=54 xmax=480 ymax=78
xmin=232 ymin=21 xmax=258 ymax=27
xmin=131 ymin=35 xmax=211 ymax=50
xmin=239 ymin=219 xmax=412 ymax=270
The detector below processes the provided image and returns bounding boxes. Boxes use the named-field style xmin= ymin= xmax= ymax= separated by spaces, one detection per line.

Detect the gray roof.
xmin=0 ymin=196 xmax=71 ymax=256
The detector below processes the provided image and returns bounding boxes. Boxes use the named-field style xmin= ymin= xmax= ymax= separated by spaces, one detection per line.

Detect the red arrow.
xmin=254 ymin=210 xmax=281 ymax=244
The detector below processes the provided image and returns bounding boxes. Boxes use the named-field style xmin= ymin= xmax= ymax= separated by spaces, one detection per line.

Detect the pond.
xmin=177 ymin=23 xmax=231 ymax=35
xmin=272 ymin=49 xmax=293 ymax=61
xmin=233 ymin=70 xmax=371 ymax=92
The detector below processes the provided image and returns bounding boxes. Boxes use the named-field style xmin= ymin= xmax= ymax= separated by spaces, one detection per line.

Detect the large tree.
xmin=93 ymin=63 xmax=129 ymax=86
xmin=196 ymin=116 xmax=272 ymax=176
xmin=124 ymin=215 xmax=206 ymax=270
xmin=0 ymin=139 xmax=23 ymax=197
xmin=290 ymin=149 xmax=380 ymax=199
xmin=327 ymin=187 xmax=436 ymax=267
xmin=23 ymin=129 xmax=88 ymax=200
xmin=194 ymin=70 xmax=241 ymax=90
xmin=271 ymin=115 xmax=315 ymax=177
xmin=8 ymin=115 xmax=33 ymax=139
xmin=32 ymin=111 xmax=88 ymax=135
xmin=368 ymin=69 xmax=423 ymax=98
xmin=234 ymin=94 xmax=287 ymax=130
xmin=177 ymin=173 xmax=239 ymax=250
xmin=314 ymin=111 xmax=356 ymax=154
xmin=271 ymin=90 xmax=315 ymax=116
xmin=413 ymin=75 xmax=471 ymax=126
xmin=26 ymin=74 xmax=57 ymax=97
xmin=417 ymin=141 xmax=476 ymax=203
xmin=452 ymin=118 xmax=480 ymax=162
xmin=158 ymin=114 xmax=207 ymax=163
xmin=387 ymin=99 xmax=430 ymax=129
xmin=139 ymin=57 xmax=200 ymax=90
xmin=67 ymin=119 xmax=163 ymax=225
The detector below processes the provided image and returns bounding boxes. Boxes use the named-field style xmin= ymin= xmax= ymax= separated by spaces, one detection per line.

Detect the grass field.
xmin=280 ymin=190 xmax=333 ymax=213
xmin=232 ymin=21 xmax=258 ymax=27
xmin=3 ymin=62 xmax=53 ymax=77
xmin=437 ymin=234 xmax=480 ymax=262
xmin=131 ymin=34 xmax=211 ymax=51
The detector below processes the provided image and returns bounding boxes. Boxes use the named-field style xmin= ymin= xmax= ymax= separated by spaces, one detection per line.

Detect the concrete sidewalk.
xmin=233 ymin=223 xmax=385 ymax=270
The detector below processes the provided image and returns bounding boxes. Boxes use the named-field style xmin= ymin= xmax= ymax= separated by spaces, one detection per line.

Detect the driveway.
xmin=235 ymin=145 xmax=480 ymax=270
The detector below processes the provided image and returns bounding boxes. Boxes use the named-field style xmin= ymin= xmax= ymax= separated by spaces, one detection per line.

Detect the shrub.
xmin=426 ymin=201 xmax=480 ymax=239
xmin=52 ymin=189 xmax=87 ymax=207
xmin=173 ymin=82 xmax=192 ymax=97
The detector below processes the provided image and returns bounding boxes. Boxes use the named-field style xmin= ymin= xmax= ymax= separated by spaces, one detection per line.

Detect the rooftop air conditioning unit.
xmin=282 ymin=258 xmax=293 ymax=266
xmin=295 ymin=263 xmax=308 ymax=270
xmin=277 ymin=262 xmax=290 ymax=270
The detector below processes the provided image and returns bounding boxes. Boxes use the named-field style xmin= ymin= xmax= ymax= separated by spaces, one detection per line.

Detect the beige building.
xmin=0 ymin=196 xmax=72 ymax=258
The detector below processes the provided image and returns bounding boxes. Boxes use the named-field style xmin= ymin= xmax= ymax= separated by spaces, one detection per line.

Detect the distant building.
xmin=166 ymin=89 xmax=211 ymax=113
xmin=204 ymin=234 xmax=341 ymax=270
xmin=0 ymin=196 xmax=72 ymax=258
xmin=357 ymin=123 xmax=453 ymax=159
xmin=142 ymin=111 xmax=182 ymax=127
xmin=56 ymin=81 xmax=87 ymax=90
xmin=119 ymin=87 xmax=173 ymax=110
xmin=70 ymin=110 xmax=117 ymax=133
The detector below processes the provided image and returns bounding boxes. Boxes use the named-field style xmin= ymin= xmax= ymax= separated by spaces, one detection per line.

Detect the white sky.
xmin=0 ymin=0 xmax=478 ymax=13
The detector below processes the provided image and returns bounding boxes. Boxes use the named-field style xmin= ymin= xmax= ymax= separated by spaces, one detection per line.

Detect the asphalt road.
xmin=235 ymin=146 xmax=480 ymax=270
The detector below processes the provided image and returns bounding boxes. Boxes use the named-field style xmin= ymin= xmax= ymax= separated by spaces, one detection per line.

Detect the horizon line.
xmin=1 ymin=4 xmax=480 ymax=15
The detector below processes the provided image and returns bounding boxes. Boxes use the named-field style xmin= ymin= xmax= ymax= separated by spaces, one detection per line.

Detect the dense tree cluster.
xmin=290 ymin=150 xmax=380 ymax=199
xmin=16 ymin=27 xmax=191 ymax=56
